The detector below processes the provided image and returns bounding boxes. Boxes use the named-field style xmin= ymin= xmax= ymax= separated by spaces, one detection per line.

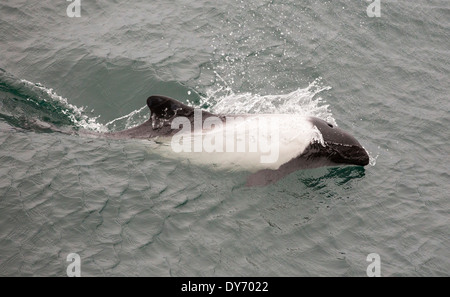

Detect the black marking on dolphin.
xmin=245 ymin=117 xmax=369 ymax=186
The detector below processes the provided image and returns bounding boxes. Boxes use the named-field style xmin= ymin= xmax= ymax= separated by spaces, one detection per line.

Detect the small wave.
xmin=14 ymin=79 xmax=150 ymax=133
xmin=0 ymin=69 xmax=109 ymax=133
xmin=19 ymin=80 xmax=108 ymax=133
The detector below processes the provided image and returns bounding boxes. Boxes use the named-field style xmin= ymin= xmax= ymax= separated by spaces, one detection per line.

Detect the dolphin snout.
xmin=309 ymin=117 xmax=370 ymax=167
xmin=345 ymin=144 xmax=370 ymax=166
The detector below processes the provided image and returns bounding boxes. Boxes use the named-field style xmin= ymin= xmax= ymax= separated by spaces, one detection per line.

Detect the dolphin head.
xmin=307 ymin=117 xmax=370 ymax=167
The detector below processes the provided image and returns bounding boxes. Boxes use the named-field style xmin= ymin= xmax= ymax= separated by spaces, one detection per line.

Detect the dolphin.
xmin=100 ymin=95 xmax=370 ymax=186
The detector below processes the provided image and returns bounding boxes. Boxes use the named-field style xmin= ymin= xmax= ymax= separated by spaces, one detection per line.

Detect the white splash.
xmin=190 ymin=77 xmax=336 ymax=126
xmin=369 ymin=151 xmax=378 ymax=167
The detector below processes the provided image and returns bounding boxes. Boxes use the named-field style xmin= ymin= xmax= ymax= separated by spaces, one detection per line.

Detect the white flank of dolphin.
xmin=149 ymin=114 xmax=324 ymax=172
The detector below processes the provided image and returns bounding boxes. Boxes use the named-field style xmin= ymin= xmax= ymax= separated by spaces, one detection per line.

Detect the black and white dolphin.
xmin=102 ymin=95 xmax=370 ymax=186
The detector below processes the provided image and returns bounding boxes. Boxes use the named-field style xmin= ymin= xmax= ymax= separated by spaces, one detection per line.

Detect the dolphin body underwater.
xmin=89 ymin=95 xmax=370 ymax=186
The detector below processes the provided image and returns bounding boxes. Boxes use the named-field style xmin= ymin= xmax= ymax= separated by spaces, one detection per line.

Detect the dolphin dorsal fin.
xmin=146 ymin=95 xmax=195 ymax=120
xmin=146 ymin=95 xmax=218 ymax=122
